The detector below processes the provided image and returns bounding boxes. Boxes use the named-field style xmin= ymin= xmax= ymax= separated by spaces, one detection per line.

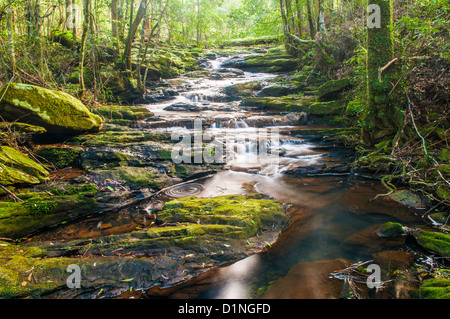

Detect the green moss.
xmin=0 ymin=146 xmax=49 ymax=185
xmin=376 ymin=222 xmax=405 ymax=237
xmin=415 ymin=231 xmax=450 ymax=257
xmin=417 ymin=278 xmax=450 ymax=299
xmin=92 ymin=166 xmax=169 ymax=189
xmin=0 ymin=241 xmax=72 ymax=298
xmin=244 ymin=52 xmax=298 ymax=72
xmin=308 ymin=100 xmax=345 ymax=115
xmin=241 ymin=95 xmax=316 ymax=112
xmin=317 ymin=78 xmax=353 ymax=101
xmin=158 ymin=194 xmax=288 ymax=238
xmin=0 ymin=185 xmax=98 ymax=239
xmin=36 ymin=146 xmax=83 ymax=169
xmin=0 ymin=83 xmax=103 ymax=135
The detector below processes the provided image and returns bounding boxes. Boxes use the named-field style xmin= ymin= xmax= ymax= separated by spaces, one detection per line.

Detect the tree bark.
xmin=123 ymin=0 xmax=147 ymax=71
xmin=111 ymin=0 xmax=119 ymax=56
xmin=361 ymin=0 xmax=403 ymax=146
xmin=79 ymin=0 xmax=90 ymax=93
xmin=317 ymin=0 xmax=327 ymax=41
xmin=306 ymin=0 xmax=316 ymax=39
xmin=295 ymin=0 xmax=303 ymax=37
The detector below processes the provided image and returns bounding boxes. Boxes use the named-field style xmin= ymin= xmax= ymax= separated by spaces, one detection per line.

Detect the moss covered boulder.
xmin=376 ymin=222 xmax=405 ymax=237
xmin=416 ymin=278 xmax=450 ymax=299
xmin=158 ymin=194 xmax=289 ymax=238
xmin=414 ymin=230 xmax=450 ymax=257
xmin=317 ymin=78 xmax=353 ymax=102
xmin=0 ymin=146 xmax=49 ymax=186
xmin=0 ymin=83 xmax=103 ymax=136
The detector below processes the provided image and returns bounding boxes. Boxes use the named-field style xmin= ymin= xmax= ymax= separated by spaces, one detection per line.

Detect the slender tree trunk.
xmin=72 ymin=0 xmax=77 ymax=48
xmin=317 ymin=0 xmax=327 ymax=41
xmin=6 ymin=2 xmax=16 ymax=78
xmin=361 ymin=0 xmax=402 ymax=145
xmin=111 ymin=0 xmax=119 ymax=56
xmin=279 ymin=0 xmax=289 ymax=35
xmin=79 ymin=0 xmax=90 ymax=93
xmin=306 ymin=0 xmax=316 ymax=39
xmin=123 ymin=0 xmax=147 ymax=71
xmin=295 ymin=0 xmax=303 ymax=37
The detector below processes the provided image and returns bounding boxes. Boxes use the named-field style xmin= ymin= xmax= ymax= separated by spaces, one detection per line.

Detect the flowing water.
xmin=32 ymin=53 xmax=429 ymax=299
xmin=136 ymin=55 xmax=427 ymax=299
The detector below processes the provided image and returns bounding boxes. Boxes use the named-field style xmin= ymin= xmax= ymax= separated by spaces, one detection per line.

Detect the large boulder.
xmin=0 ymin=83 xmax=103 ymax=136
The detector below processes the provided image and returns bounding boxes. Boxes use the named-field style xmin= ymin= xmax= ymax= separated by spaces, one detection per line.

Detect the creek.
xmin=132 ymin=54 xmax=428 ymax=299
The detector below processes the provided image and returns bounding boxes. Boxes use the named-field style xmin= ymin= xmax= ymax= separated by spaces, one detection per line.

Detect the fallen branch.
xmin=0 ymin=183 xmax=23 ymax=202
xmin=378 ymin=58 xmax=398 ymax=83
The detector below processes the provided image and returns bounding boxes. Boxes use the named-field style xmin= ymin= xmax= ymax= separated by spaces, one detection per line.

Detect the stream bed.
xmin=24 ymin=52 xmax=435 ymax=299
xmin=120 ymin=54 xmax=429 ymax=299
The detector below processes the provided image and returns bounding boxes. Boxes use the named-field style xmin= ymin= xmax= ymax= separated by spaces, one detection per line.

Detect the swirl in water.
xmin=164 ymin=183 xmax=204 ymax=198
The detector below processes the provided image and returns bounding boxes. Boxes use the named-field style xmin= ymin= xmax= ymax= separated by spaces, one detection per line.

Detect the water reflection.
xmin=213 ymin=255 xmax=261 ymax=299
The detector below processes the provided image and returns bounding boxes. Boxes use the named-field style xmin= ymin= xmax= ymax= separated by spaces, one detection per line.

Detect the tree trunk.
xmin=317 ymin=0 xmax=327 ymax=41
xmin=361 ymin=0 xmax=402 ymax=146
xmin=123 ymin=0 xmax=147 ymax=71
xmin=111 ymin=0 xmax=119 ymax=56
xmin=295 ymin=0 xmax=303 ymax=37
xmin=79 ymin=0 xmax=90 ymax=93
xmin=72 ymin=0 xmax=77 ymax=47
xmin=6 ymin=1 xmax=16 ymax=78
xmin=306 ymin=0 xmax=316 ymax=39
xmin=279 ymin=0 xmax=289 ymax=35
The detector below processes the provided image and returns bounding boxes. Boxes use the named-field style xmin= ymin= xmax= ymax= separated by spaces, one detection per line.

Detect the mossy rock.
xmin=224 ymin=81 xmax=262 ymax=98
xmin=158 ymin=194 xmax=289 ymax=239
xmin=376 ymin=222 xmax=405 ymax=237
xmin=0 ymin=184 xmax=98 ymax=239
xmin=95 ymin=105 xmax=154 ymax=122
xmin=36 ymin=146 xmax=83 ymax=169
xmin=240 ymin=95 xmax=316 ymax=112
xmin=50 ymin=30 xmax=78 ymax=48
xmin=317 ymin=78 xmax=353 ymax=102
xmin=90 ymin=166 xmax=170 ymax=190
xmin=0 ymin=146 xmax=49 ymax=186
xmin=387 ymin=190 xmax=428 ymax=209
xmin=0 ymin=122 xmax=47 ymax=135
xmin=308 ymin=100 xmax=345 ymax=116
xmin=258 ymin=86 xmax=291 ymax=97
xmin=0 ymin=83 xmax=103 ymax=136
xmin=244 ymin=52 xmax=298 ymax=72
xmin=416 ymin=278 xmax=450 ymax=299
xmin=414 ymin=230 xmax=450 ymax=257
xmin=0 ymin=241 xmax=73 ymax=298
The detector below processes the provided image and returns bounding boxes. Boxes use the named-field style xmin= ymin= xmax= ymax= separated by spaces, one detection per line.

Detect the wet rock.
xmin=163 ymin=103 xmax=209 ymax=112
xmin=343 ymin=225 xmax=406 ymax=255
xmin=413 ymin=230 xmax=450 ymax=257
xmin=386 ymin=189 xmax=428 ymax=209
xmin=376 ymin=222 xmax=406 ymax=237
xmin=215 ymin=68 xmax=245 ymax=76
xmin=223 ymin=81 xmax=262 ymax=99
xmin=15 ymin=194 xmax=289 ymax=299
